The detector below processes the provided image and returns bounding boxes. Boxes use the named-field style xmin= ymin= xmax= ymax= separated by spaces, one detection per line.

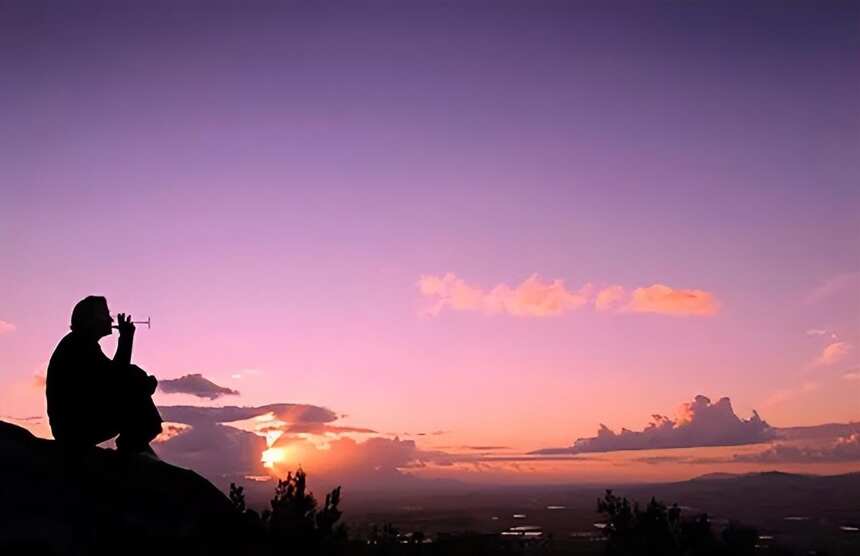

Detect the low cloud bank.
xmin=154 ymin=402 xmax=450 ymax=489
xmin=158 ymin=403 xmax=338 ymax=427
xmin=154 ymin=403 xmax=341 ymax=480
xmin=734 ymin=432 xmax=860 ymax=463
xmin=532 ymin=395 xmax=773 ymax=455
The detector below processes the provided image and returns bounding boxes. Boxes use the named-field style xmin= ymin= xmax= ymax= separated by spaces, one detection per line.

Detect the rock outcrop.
xmin=0 ymin=420 xmax=244 ymax=555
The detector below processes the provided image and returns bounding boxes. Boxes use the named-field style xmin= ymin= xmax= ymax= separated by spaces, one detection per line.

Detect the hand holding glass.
xmin=111 ymin=315 xmax=151 ymax=329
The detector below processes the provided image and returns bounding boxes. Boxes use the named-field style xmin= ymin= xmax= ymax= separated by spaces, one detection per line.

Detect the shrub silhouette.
xmin=597 ymin=489 xmax=757 ymax=556
xmin=230 ymin=468 xmax=347 ymax=555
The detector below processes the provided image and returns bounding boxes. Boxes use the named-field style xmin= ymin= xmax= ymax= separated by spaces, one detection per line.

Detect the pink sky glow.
xmin=1 ymin=2 xmax=859 ymax=488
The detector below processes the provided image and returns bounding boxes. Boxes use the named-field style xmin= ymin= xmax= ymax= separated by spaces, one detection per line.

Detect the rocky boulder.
xmin=0 ymin=421 xmax=246 ymax=555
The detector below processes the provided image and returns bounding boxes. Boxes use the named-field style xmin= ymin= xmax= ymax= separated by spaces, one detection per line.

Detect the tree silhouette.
xmin=228 ymin=483 xmax=246 ymax=514
xmin=229 ymin=468 xmax=347 ymax=555
xmin=597 ymin=489 xmax=756 ymax=556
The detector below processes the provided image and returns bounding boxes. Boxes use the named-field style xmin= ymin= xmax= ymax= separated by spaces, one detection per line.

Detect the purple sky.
xmin=1 ymin=1 xmax=858 ymax=484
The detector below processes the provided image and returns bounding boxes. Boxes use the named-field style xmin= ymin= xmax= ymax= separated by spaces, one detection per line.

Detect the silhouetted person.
xmin=46 ymin=296 xmax=163 ymax=455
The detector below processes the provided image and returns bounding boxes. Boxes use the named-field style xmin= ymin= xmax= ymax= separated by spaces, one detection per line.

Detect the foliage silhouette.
xmin=230 ymin=468 xmax=348 ymax=555
xmin=597 ymin=489 xmax=757 ymax=556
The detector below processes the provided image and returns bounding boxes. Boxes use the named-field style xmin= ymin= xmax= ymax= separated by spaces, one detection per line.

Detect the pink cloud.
xmin=418 ymin=273 xmax=591 ymax=317
xmin=419 ymin=274 xmax=720 ymax=318
xmin=0 ymin=320 xmax=15 ymax=335
xmin=626 ymin=284 xmax=719 ymax=316
xmin=595 ymin=285 xmax=625 ymax=312
xmin=814 ymin=341 xmax=852 ymax=367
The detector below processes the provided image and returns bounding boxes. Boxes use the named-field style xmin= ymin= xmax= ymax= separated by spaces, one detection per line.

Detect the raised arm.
xmin=113 ymin=313 xmax=135 ymax=367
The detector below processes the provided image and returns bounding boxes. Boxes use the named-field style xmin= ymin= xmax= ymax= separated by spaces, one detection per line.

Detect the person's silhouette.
xmin=46 ymin=296 xmax=163 ymax=455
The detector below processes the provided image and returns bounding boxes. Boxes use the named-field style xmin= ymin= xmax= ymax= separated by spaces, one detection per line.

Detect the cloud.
xmin=249 ymin=434 xmax=473 ymax=492
xmin=806 ymin=271 xmax=860 ymax=304
xmin=154 ymin=402 xmax=430 ymax=488
xmin=153 ymin=403 xmax=340 ymax=484
xmin=594 ymin=284 xmax=720 ymax=316
xmin=230 ymin=368 xmax=264 ymax=380
xmin=532 ymin=395 xmax=773 ymax=455
xmin=418 ymin=273 xmax=591 ymax=317
xmin=595 ymin=285 xmax=625 ymax=312
xmin=806 ymin=329 xmax=829 ymax=336
xmin=155 ymin=421 xmax=269 ymax=479
xmin=158 ymin=403 xmax=338 ymax=427
xmin=263 ymin=423 xmax=378 ymax=435
xmin=153 ymin=423 xmax=191 ymax=443
xmin=762 ymin=382 xmax=818 ymax=408
xmin=843 ymin=369 xmax=860 ymax=381
xmin=734 ymin=433 xmax=860 ymax=463
xmin=625 ymin=284 xmax=719 ymax=316
xmin=0 ymin=320 xmax=15 ymax=335
xmin=272 ymin=434 xmax=452 ymax=471
xmin=632 ymin=455 xmax=689 ymax=465
xmin=158 ymin=373 xmax=240 ymax=400
xmin=418 ymin=274 xmax=719 ymax=318
xmin=814 ymin=341 xmax=853 ymax=367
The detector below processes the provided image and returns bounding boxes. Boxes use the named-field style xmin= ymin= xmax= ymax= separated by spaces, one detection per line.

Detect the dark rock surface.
xmin=0 ymin=420 xmax=244 ymax=555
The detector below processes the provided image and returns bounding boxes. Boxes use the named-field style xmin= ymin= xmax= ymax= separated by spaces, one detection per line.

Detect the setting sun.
xmin=261 ymin=447 xmax=288 ymax=469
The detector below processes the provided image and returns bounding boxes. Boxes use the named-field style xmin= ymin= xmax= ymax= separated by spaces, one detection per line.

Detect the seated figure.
xmin=46 ymin=296 xmax=163 ymax=455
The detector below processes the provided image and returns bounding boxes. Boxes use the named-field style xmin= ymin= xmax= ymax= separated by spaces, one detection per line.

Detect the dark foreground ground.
xmin=326 ymin=472 xmax=860 ymax=554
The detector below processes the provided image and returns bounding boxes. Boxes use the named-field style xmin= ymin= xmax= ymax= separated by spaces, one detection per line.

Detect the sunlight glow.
xmin=262 ymin=447 xmax=288 ymax=469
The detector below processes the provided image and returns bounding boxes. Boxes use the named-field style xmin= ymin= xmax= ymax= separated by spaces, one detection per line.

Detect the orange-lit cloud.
xmin=155 ymin=402 xmax=390 ymax=484
xmin=625 ymin=284 xmax=719 ymax=316
xmin=263 ymin=434 xmax=468 ymax=490
xmin=153 ymin=422 xmax=191 ymax=444
xmin=814 ymin=341 xmax=852 ymax=367
xmin=419 ymin=274 xmax=719 ymax=318
xmin=595 ymin=285 xmax=625 ymax=312
xmin=418 ymin=273 xmax=590 ymax=317
xmin=0 ymin=320 xmax=15 ymax=335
